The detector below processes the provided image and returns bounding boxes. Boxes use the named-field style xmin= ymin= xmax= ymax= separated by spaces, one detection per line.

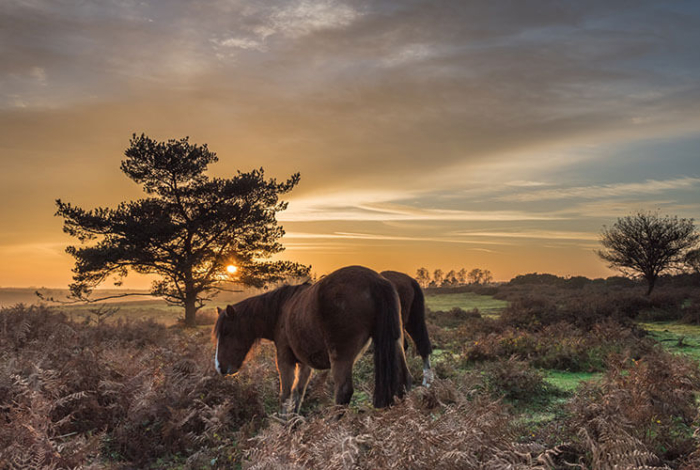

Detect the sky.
xmin=1 ymin=0 xmax=699 ymax=288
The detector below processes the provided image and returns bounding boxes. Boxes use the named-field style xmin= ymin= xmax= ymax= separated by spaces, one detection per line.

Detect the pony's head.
xmin=213 ymin=305 xmax=256 ymax=376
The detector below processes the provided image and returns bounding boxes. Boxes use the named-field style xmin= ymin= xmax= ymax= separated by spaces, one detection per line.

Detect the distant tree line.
xmin=414 ymin=267 xmax=493 ymax=288
xmin=506 ymin=271 xmax=700 ymax=290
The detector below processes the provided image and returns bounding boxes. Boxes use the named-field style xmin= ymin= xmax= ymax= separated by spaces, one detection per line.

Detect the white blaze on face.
xmin=215 ymin=337 xmax=221 ymax=374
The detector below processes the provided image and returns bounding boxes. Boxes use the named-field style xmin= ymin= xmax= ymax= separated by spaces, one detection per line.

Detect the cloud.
xmin=505 ymin=181 xmax=552 ymax=188
xmin=270 ymin=0 xmax=362 ymax=37
xmin=213 ymin=37 xmax=267 ymax=51
xmin=29 ymin=66 xmax=47 ymax=86
xmin=564 ymin=199 xmax=700 ymax=219
xmin=453 ymin=230 xmax=599 ymax=241
xmin=281 ymin=192 xmax=565 ymax=222
xmin=500 ymin=177 xmax=700 ymax=202
xmin=0 ymin=242 xmax=65 ymax=257
xmin=1 ymin=0 xmax=700 ymax=284
xmin=284 ymin=231 xmax=503 ymax=250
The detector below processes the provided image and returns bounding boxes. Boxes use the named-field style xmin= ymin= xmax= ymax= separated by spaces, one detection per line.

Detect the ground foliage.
xmin=2 ymin=281 xmax=700 ymax=469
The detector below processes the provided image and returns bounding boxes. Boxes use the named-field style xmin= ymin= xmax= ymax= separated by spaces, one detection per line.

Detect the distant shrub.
xmin=495 ymin=290 xmax=683 ymax=331
xmin=449 ymin=306 xmax=481 ymax=318
xmin=496 ymin=296 xmax=559 ymax=330
xmin=464 ymin=319 xmax=652 ymax=373
xmin=681 ymin=296 xmax=700 ymax=324
xmin=471 ymin=285 xmax=500 ymax=296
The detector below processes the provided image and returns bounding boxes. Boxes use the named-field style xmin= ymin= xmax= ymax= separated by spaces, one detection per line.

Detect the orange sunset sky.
xmin=1 ymin=1 xmax=699 ymax=288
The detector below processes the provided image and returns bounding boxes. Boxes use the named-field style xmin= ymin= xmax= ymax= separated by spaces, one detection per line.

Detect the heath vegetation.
xmin=3 ymin=271 xmax=700 ymax=469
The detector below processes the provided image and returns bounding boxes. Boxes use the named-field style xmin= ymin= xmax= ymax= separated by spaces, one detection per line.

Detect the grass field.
xmin=0 ymin=287 xmax=250 ymax=326
xmin=2 ymin=288 xmax=510 ymax=326
xmin=425 ymin=291 xmax=508 ymax=315
xmin=640 ymin=321 xmax=700 ymax=361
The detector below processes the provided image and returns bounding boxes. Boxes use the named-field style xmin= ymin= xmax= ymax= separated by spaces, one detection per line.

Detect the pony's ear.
xmin=216 ymin=306 xmax=224 ymax=316
xmin=225 ymin=305 xmax=236 ymax=317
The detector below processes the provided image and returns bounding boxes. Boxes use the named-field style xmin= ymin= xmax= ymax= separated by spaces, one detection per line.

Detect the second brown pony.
xmin=214 ymin=266 xmax=412 ymax=412
xmin=381 ymin=271 xmax=434 ymax=386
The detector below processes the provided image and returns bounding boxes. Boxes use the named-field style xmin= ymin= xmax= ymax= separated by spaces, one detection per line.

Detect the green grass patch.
xmin=544 ymin=370 xmax=601 ymax=392
xmin=640 ymin=321 xmax=700 ymax=361
xmin=425 ymin=292 xmax=507 ymax=316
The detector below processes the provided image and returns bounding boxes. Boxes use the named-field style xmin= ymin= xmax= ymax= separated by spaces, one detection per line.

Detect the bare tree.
xmin=432 ymin=269 xmax=444 ymax=287
xmin=467 ymin=268 xmax=493 ymax=285
xmin=443 ymin=270 xmax=458 ymax=287
xmin=597 ymin=212 xmax=699 ymax=295
xmin=456 ymin=268 xmax=468 ymax=285
xmin=415 ymin=267 xmax=431 ymax=288
xmin=686 ymin=248 xmax=700 ymax=274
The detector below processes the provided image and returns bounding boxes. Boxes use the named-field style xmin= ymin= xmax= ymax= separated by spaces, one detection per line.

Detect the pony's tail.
xmin=405 ymin=279 xmax=433 ymax=360
xmin=372 ymin=281 xmax=411 ymax=408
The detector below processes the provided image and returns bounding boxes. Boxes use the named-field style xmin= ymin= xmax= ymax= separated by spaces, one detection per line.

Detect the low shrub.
xmin=0 ymin=304 xmax=272 ymax=469
xmin=569 ymin=350 xmax=700 ymax=463
xmin=464 ymin=319 xmax=652 ymax=372
xmin=680 ymin=294 xmax=700 ymax=324
xmin=494 ymin=289 xmax=684 ymax=330
xmin=481 ymin=357 xmax=550 ymax=405
xmin=243 ymin=381 xmax=574 ymax=469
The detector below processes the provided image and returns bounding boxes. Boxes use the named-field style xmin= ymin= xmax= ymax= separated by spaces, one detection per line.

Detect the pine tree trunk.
xmin=183 ymin=266 xmax=197 ymax=327
xmin=184 ymin=295 xmax=197 ymax=327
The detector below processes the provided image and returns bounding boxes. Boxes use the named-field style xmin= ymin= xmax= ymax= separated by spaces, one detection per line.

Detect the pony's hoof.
xmin=422 ymin=368 xmax=434 ymax=387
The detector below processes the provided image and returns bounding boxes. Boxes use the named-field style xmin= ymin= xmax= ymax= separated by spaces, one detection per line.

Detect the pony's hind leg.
xmin=292 ymin=364 xmax=312 ymax=413
xmin=397 ymin=339 xmax=412 ymax=396
xmin=331 ymin=360 xmax=354 ymax=405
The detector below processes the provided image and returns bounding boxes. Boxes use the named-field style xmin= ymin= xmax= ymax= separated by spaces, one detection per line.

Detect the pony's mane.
xmin=213 ymin=282 xmax=310 ymax=341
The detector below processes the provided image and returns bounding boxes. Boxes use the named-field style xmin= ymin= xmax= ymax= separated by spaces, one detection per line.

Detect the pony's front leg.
xmin=292 ymin=364 xmax=312 ymax=413
xmin=276 ymin=351 xmax=296 ymax=415
xmin=422 ymin=356 xmax=434 ymax=387
xmin=331 ymin=360 xmax=354 ymax=405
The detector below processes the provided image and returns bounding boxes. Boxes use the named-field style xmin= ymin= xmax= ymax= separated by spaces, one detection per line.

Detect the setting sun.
xmin=226 ymin=265 xmax=238 ymax=275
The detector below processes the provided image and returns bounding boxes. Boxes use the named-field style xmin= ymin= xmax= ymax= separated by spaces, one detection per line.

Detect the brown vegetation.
xmin=2 ymin=279 xmax=700 ymax=469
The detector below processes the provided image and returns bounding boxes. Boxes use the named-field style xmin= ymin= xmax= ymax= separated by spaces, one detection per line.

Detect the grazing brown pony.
xmin=214 ymin=266 xmax=412 ymax=412
xmin=380 ymin=271 xmax=434 ymax=386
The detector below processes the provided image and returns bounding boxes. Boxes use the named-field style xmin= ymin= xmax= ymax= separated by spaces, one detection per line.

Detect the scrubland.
xmin=2 ymin=279 xmax=700 ymax=469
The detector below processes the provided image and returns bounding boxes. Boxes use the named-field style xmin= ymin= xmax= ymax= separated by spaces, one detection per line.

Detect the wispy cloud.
xmin=212 ymin=36 xmax=267 ymax=51
xmin=281 ymin=192 xmax=564 ymax=222
xmin=564 ymin=199 xmax=700 ymax=219
xmin=500 ymin=177 xmax=700 ymax=202
xmin=270 ymin=0 xmax=362 ymax=38
xmin=454 ymin=230 xmax=599 ymax=241
xmin=504 ymin=180 xmax=551 ymax=188
xmin=0 ymin=242 xmax=66 ymax=257
xmin=284 ymin=232 xmax=504 ymax=250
